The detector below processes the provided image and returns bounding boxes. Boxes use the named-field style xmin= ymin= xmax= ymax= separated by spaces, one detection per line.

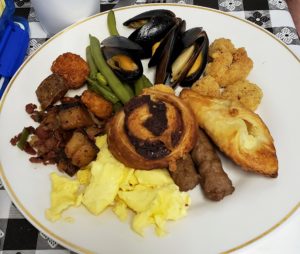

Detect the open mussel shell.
xmin=171 ymin=29 xmax=209 ymax=87
xmin=101 ymin=36 xmax=144 ymax=57
xmin=128 ymin=15 xmax=178 ymax=58
xmin=148 ymin=20 xmax=186 ymax=84
xmin=123 ymin=9 xmax=175 ymax=29
xmin=102 ymin=47 xmax=143 ymax=83
xmin=148 ymin=19 xmax=185 ymax=67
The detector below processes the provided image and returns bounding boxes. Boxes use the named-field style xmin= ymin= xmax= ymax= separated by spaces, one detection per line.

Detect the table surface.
xmin=0 ymin=0 xmax=300 ymax=253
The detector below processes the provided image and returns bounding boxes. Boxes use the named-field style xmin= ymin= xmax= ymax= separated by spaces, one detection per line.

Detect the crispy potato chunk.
xmin=205 ymin=38 xmax=253 ymax=87
xmin=65 ymin=131 xmax=98 ymax=168
xmin=192 ymin=75 xmax=221 ymax=97
xmin=222 ymin=80 xmax=263 ymax=111
xmin=58 ymin=104 xmax=94 ymax=130
xmin=81 ymin=90 xmax=113 ymax=119
xmin=51 ymin=52 xmax=89 ymax=89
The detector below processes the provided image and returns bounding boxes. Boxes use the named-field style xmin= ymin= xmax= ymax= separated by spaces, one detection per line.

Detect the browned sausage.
xmin=36 ymin=74 xmax=68 ymax=110
xmin=170 ymin=154 xmax=199 ymax=192
xmin=191 ymin=128 xmax=234 ymax=201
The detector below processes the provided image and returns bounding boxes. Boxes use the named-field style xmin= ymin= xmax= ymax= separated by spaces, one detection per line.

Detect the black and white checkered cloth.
xmin=0 ymin=0 xmax=299 ymax=253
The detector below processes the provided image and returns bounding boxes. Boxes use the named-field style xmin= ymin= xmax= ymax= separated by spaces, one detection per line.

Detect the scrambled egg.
xmin=46 ymin=135 xmax=190 ymax=236
xmin=46 ymin=173 xmax=82 ymax=222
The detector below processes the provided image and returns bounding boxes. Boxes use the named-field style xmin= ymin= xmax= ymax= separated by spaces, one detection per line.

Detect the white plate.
xmin=0 ymin=4 xmax=300 ymax=254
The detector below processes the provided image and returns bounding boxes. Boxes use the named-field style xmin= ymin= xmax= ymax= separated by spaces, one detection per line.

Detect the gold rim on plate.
xmin=0 ymin=4 xmax=299 ymax=254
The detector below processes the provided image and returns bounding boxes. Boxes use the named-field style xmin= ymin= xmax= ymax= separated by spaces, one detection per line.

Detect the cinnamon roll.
xmin=107 ymin=86 xmax=198 ymax=170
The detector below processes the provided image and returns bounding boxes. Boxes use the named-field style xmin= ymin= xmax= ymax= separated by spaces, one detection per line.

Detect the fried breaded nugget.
xmin=180 ymin=89 xmax=278 ymax=178
xmin=209 ymin=38 xmax=236 ymax=58
xmin=205 ymin=39 xmax=253 ymax=87
xmin=51 ymin=52 xmax=89 ymax=89
xmin=81 ymin=90 xmax=113 ymax=119
xmin=192 ymin=75 xmax=221 ymax=97
xmin=222 ymin=80 xmax=263 ymax=111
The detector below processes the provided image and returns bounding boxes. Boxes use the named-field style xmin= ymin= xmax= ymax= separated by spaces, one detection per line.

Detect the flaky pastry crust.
xmin=180 ymin=89 xmax=278 ymax=177
xmin=107 ymin=86 xmax=198 ymax=170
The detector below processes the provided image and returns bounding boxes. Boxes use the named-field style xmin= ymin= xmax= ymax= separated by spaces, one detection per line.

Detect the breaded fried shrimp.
xmin=209 ymin=38 xmax=236 ymax=58
xmin=222 ymin=80 xmax=263 ymax=111
xmin=192 ymin=75 xmax=221 ymax=97
xmin=205 ymin=39 xmax=253 ymax=87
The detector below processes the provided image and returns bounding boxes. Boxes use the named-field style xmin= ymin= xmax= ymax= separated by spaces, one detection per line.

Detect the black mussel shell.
xmin=123 ymin=9 xmax=175 ymax=29
xmin=101 ymin=36 xmax=144 ymax=57
xmin=171 ymin=29 xmax=208 ymax=87
xmin=102 ymin=47 xmax=143 ymax=82
xmin=128 ymin=15 xmax=177 ymax=58
xmin=181 ymin=27 xmax=204 ymax=48
xmin=148 ymin=20 xmax=186 ymax=84
xmin=148 ymin=19 xmax=185 ymax=67
xmin=181 ymin=32 xmax=208 ymax=86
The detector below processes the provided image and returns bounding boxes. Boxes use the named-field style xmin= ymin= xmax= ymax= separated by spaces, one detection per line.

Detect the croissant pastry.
xmin=180 ymin=89 xmax=278 ymax=177
xmin=107 ymin=86 xmax=198 ymax=170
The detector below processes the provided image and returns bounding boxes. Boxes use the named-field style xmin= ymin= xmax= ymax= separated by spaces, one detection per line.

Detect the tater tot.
xmin=51 ymin=52 xmax=89 ymax=89
xmin=81 ymin=90 xmax=113 ymax=119
xmin=222 ymin=80 xmax=263 ymax=111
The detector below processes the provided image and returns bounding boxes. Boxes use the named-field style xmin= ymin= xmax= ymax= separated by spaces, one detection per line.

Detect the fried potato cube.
xmin=58 ymin=103 xmax=94 ymax=130
xmin=222 ymin=80 xmax=263 ymax=111
xmin=65 ymin=131 xmax=98 ymax=168
xmin=192 ymin=75 xmax=221 ymax=97
xmin=51 ymin=52 xmax=89 ymax=89
xmin=81 ymin=90 xmax=113 ymax=119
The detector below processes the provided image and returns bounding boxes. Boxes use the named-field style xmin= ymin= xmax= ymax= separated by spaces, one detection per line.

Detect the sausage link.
xmin=191 ymin=128 xmax=234 ymax=201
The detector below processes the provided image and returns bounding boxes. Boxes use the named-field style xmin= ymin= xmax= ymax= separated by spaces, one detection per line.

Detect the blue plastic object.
xmin=0 ymin=0 xmax=30 ymax=99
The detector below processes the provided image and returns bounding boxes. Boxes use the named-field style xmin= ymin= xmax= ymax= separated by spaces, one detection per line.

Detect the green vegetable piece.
xmin=123 ymin=83 xmax=135 ymax=98
xmin=87 ymin=78 xmax=120 ymax=104
xmin=107 ymin=10 xmax=119 ymax=36
xmin=89 ymin=35 xmax=133 ymax=104
xmin=141 ymin=75 xmax=153 ymax=88
xmin=113 ymin=102 xmax=123 ymax=113
xmin=134 ymin=75 xmax=153 ymax=95
xmin=96 ymin=72 xmax=108 ymax=86
xmin=86 ymin=46 xmax=98 ymax=80
xmin=17 ymin=127 xmax=30 ymax=150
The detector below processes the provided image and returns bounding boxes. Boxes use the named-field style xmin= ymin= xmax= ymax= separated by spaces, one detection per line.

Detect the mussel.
xmin=128 ymin=15 xmax=178 ymax=58
xmin=101 ymin=36 xmax=143 ymax=83
xmin=102 ymin=36 xmax=144 ymax=57
xmin=170 ymin=28 xmax=208 ymax=87
xmin=123 ymin=9 xmax=175 ymax=29
xmin=148 ymin=19 xmax=186 ymax=84
xmin=123 ymin=9 xmax=209 ymax=87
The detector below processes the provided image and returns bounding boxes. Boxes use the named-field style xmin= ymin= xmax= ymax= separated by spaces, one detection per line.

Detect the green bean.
xmin=107 ymin=10 xmax=119 ymax=36
xmin=134 ymin=75 xmax=153 ymax=95
xmin=87 ymin=78 xmax=119 ymax=104
xmin=113 ymin=102 xmax=123 ymax=113
xmin=17 ymin=127 xmax=30 ymax=150
xmin=96 ymin=72 xmax=108 ymax=86
xmin=134 ymin=78 xmax=144 ymax=96
xmin=86 ymin=46 xmax=98 ymax=80
xmin=89 ymin=35 xmax=132 ymax=104
xmin=123 ymin=83 xmax=135 ymax=98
